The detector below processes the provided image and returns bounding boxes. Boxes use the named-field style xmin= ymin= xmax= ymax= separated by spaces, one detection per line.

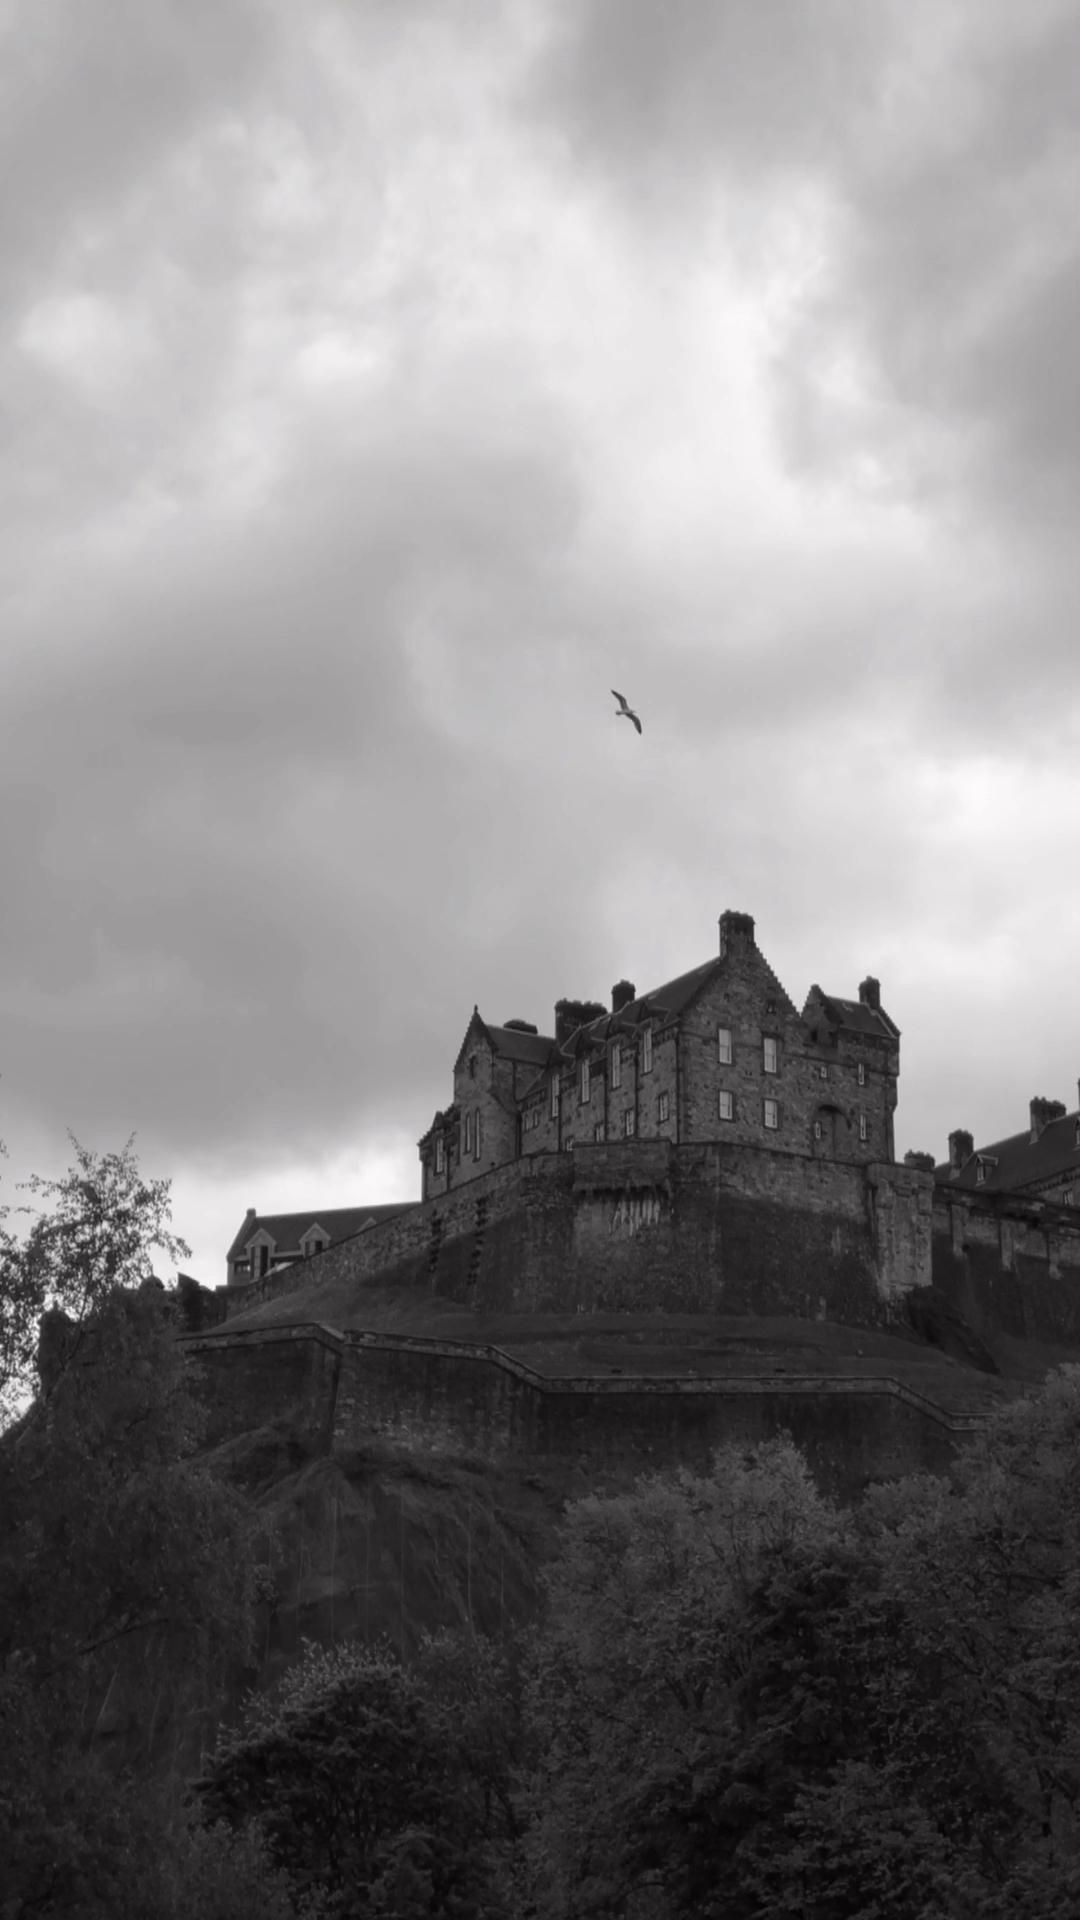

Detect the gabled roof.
xmin=485 ymin=1022 xmax=557 ymax=1067
xmin=226 ymin=1202 xmax=415 ymax=1261
xmin=813 ymin=991 xmax=899 ymax=1042
xmin=935 ymin=1110 xmax=1080 ymax=1193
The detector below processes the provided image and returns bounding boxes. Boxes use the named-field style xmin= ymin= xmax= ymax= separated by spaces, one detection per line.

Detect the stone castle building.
xmin=418 ymin=909 xmax=899 ymax=1201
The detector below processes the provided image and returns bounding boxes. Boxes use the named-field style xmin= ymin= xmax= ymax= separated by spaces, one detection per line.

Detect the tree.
xmin=0 ymin=1137 xmax=269 ymax=1919
xmin=0 ymin=1131 xmax=190 ymax=1423
xmin=198 ymin=1636 xmax=510 ymax=1918
xmin=520 ymin=1437 xmax=846 ymax=1918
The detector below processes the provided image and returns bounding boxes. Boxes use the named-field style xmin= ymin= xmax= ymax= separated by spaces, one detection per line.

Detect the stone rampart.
xmin=181 ymin=1321 xmax=981 ymax=1503
xmin=931 ymin=1187 xmax=1080 ymax=1347
xmin=216 ymin=1143 xmax=934 ymax=1329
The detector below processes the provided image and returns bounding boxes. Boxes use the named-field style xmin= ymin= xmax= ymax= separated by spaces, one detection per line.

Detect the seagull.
xmin=611 ymin=689 xmax=642 ymax=734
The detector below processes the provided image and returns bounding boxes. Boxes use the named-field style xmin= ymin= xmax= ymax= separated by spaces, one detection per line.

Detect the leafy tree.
xmin=520 ymin=1437 xmax=846 ymax=1918
xmin=0 ymin=1131 xmax=189 ymax=1423
xmin=199 ymin=1636 xmax=511 ymax=1918
xmin=0 ymin=1137 xmax=269 ymax=1918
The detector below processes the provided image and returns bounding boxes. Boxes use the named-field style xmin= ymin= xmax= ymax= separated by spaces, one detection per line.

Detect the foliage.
xmin=0 ymin=1131 xmax=190 ymax=1421
xmin=0 ymin=1136 xmax=270 ymax=1918
xmin=519 ymin=1385 xmax=1080 ymax=1918
xmin=198 ymin=1635 xmax=512 ymax=1917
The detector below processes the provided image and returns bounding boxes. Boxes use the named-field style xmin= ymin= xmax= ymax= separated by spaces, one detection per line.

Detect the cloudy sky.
xmin=4 ymin=0 xmax=1080 ymax=1284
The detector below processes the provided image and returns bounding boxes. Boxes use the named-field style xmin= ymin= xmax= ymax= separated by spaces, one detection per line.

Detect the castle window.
xmin=434 ymin=1137 xmax=445 ymax=1174
xmin=256 ymin=1244 xmax=270 ymax=1278
xmin=474 ymin=1113 xmax=482 ymax=1160
xmin=658 ymin=1091 xmax=670 ymax=1123
xmin=464 ymin=1111 xmax=473 ymax=1152
xmin=763 ymin=1037 xmax=779 ymax=1075
xmin=719 ymin=1090 xmax=734 ymax=1121
xmin=624 ymin=1109 xmax=636 ymax=1138
xmin=611 ymin=1042 xmax=621 ymax=1089
xmin=819 ymin=1064 xmax=828 ymax=1081
xmin=857 ymin=1062 xmax=866 ymax=1087
xmin=594 ymin=1123 xmax=605 ymax=1142
xmin=1075 ymin=1120 xmax=1080 ymax=1148
xmin=580 ymin=1059 xmax=591 ymax=1103
xmin=642 ymin=1026 xmax=653 ymax=1073
xmin=763 ymin=1098 xmax=780 ymax=1130
xmin=976 ymin=1158 xmax=986 ymax=1185
xmin=813 ymin=1120 xmax=822 ymax=1140
xmin=718 ymin=1026 xmax=733 ymax=1065
xmin=859 ymin=1114 xmax=869 ymax=1143
xmin=550 ymin=1076 xmax=560 ymax=1119
xmin=468 ymin=1054 xmax=477 ymax=1079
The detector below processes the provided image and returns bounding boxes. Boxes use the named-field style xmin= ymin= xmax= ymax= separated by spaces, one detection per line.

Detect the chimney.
xmin=904 ymin=1150 xmax=935 ymax=1172
xmin=245 ymin=1207 xmax=256 ymax=1220
xmin=1030 ymin=1097 xmax=1066 ymax=1143
xmin=718 ymin=910 xmax=755 ymax=960
xmin=611 ymin=979 xmax=636 ymax=1014
xmin=554 ymin=998 xmax=606 ymax=1046
xmin=948 ymin=1129 xmax=973 ymax=1174
xmin=859 ymin=977 xmax=881 ymax=1011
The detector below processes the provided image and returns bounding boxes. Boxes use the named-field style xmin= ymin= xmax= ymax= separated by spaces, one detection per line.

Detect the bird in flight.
xmin=611 ymin=689 xmax=643 ymax=734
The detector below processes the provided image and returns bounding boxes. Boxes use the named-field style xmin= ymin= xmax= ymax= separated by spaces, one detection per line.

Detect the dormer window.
xmin=642 ymin=1026 xmax=653 ymax=1074
xmin=611 ymin=1042 xmax=622 ymax=1090
xmin=580 ymin=1059 xmax=591 ymax=1103
xmin=718 ymin=1026 xmax=733 ymax=1065
xmin=976 ymin=1158 xmax=986 ymax=1185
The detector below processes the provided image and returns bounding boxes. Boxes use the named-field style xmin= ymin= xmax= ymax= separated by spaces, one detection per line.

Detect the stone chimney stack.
xmin=1030 ymin=1097 xmax=1066 ymax=1143
xmin=859 ymin=976 xmax=881 ymax=1011
xmin=611 ymin=979 xmax=636 ymax=1014
xmin=718 ymin=910 xmax=755 ymax=960
xmin=948 ymin=1129 xmax=973 ymax=1174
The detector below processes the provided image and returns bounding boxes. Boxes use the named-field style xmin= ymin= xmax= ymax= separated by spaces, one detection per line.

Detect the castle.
xmin=185 ymin=910 xmax=1080 ymax=1502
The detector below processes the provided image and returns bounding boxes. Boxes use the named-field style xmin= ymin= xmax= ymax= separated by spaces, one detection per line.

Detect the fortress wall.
xmin=329 ymin=1330 xmax=968 ymax=1502
xmin=932 ymin=1189 xmax=1080 ymax=1346
xmin=219 ymin=1142 xmax=929 ymax=1332
xmin=183 ymin=1324 xmax=342 ymax=1448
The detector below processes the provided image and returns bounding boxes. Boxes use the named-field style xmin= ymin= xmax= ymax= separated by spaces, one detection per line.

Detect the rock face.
xmin=92 ymin=1415 xmax=557 ymax=1784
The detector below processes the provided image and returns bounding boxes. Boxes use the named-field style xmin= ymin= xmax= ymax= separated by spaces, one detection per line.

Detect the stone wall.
xmin=219 ymin=1141 xmax=931 ymax=1329
xmin=931 ymin=1187 xmax=1080 ymax=1346
xmin=181 ymin=1322 xmax=978 ymax=1505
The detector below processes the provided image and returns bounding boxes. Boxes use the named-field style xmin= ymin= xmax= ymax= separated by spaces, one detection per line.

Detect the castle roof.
xmin=816 ymin=993 xmax=899 ymax=1041
xmin=484 ymin=1022 xmax=556 ymax=1066
xmin=935 ymin=1110 xmax=1080 ymax=1194
xmin=226 ymin=1202 xmax=416 ymax=1261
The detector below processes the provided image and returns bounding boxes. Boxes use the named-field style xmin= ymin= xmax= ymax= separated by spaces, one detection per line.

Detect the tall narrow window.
xmin=763 ymin=1098 xmax=779 ymax=1130
xmin=857 ymin=1062 xmax=867 ymax=1087
xmin=434 ymin=1137 xmax=445 ymax=1174
xmin=594 ymin=1123 xmax=605 ymax=1142
xmin=611 ymin=1042 xmax=622 ymax=1089
xmin=580 ymin=1059 xmax=591 ymax=1103
xmin=474 ymin=1113 xmax=482 ymax=1159
xmin=976 ymin=1158 xmax=986 ymax=1185
xmin=257 ymin=1244 xmax=270 ymax=1278
xmin=658 ymin=1091 xmax=670 ymax=1123
xmin=464 ymin=1111 xmax=473 ymax=1153
xmin=550 ymin=1076 xmax=560 ymax=1120
xmin=624 ymin=1109 xmax=636 ymax=1138
xmin=719 ymin=1090 xmax=734 ymax=1121
xmin=642 ymin=1026 xmax=653 ymax=1073
xmin=763 ymin=1036 xmax=779 ymax=1075
xmin=859 ymin=1114 xmax=868 ymax=1143
xmin=718 ymin=1026 xmax=733 ymax=1065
